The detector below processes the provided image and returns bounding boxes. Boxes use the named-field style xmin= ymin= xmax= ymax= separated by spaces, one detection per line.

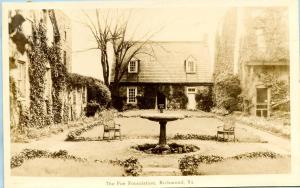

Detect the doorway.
xmin=157 ymin=92 xmax=166 ymax=109
xmin=186 ymin=87 xmax=196 ymax=110
xmin=256 ymin=87 xmax=269 ymax=117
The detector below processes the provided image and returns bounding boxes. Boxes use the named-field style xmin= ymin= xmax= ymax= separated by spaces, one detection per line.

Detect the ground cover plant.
xmin=178 ymin=151 xmax=286 ymax=176
xmin=65 ymin=120 xmax=103 ymax=141
xmin=132 ymin=143 xmax=200 ymax=154
xmin=11 ymin=149 xmax=86 ymax=168
xmin=11 ymin=117 xmax=100 ymax=143
xmin=11 ymin=149 xmax=143 ymax=177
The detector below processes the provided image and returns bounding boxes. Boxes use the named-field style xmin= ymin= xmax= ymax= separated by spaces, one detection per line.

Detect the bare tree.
xmin=82 ymin=10 xmax=111 ymax=86
xmin=82 ymin=9 xmax=160 ymax=95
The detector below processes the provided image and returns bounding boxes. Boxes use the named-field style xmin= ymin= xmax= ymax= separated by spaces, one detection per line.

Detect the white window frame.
xmin=127 ymin=87 xmax=137 ymax=104
xmin=186 ymin=60 xmax=196 ymax=73
xmin=128 ymin=60 xmax=138 ymax=73
xmin=186 ymin=87 xmax=197 ymax=94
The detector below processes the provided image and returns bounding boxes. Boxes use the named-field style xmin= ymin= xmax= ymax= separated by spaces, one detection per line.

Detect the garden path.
xmin=10 ymin=112 xmax=291 ymax=176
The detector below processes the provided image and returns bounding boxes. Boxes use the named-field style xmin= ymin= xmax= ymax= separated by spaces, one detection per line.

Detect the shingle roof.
xmin=110 ymin=41 xmax=213 ymax=84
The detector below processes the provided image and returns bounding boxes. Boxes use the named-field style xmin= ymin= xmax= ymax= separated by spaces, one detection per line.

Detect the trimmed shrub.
xmin=168 ymin=86 xmax=188 ymax=109
xmin=86 ymin=101 xmax=101 ymax=117
xmin=214 ymin=74 xmax=242 ymax=113
xmin=68 ymin=73 xmax=111 ymax=114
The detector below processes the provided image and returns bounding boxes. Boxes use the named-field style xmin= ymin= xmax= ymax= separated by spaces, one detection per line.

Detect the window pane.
xmin=18 ymin=61 xmax=26 ymax=98
xmin=129 ymin=61 xmax=136 ymax=72
xmin=128 ymin=88 xmax=136 ymax=103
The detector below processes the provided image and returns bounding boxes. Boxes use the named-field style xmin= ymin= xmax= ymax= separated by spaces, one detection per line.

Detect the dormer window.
xmin=128 ymin=59 xmax=139 ymax=73
xmin=186 ymin=60 xmax=196 ymax=73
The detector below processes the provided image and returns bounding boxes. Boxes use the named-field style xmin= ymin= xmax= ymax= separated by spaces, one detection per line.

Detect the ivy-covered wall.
xmin=9 ymin=10 xmax=97 ymax=133
xmin=242 ymin=65 xmax=290 ymax=114
xmin=116 ymin=84 xmax=190 ymax=111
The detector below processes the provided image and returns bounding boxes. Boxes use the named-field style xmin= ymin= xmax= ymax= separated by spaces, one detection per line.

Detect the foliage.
xmin=168 ymin=86 xmax=188 ymax=109
xmin=231 ymin=151 xmax=282 ymax=160
xmin=137 ymin=96 xmax=156 ymax=109
xmin=48 ymin=43 xmax=67 ymax=124
xmin=120 ymin=157 xmax=143 ymax=176
xmin=178 ymin=151 xmax=284 ymax=176
xmin=195 ymin=87 xmax=214 ymax=112
xmin=27 ymin=21 xmax=49 ymax=128
xmin=214 ymin=74 xmax=242 ymax=113
xmin=259 ymin=72 xmax=289 ymax=111
xmin=86 ymin=101 xmax=101 ymax=117
xmin=173 ymin=133 xmax=217 ymax=141
xmin=112 ymin=96 xmax=127 ymax=111
xmin=132 ymin=143 xmax=200 ymax=154
xmin=68 ymin=73 xmax=111 ymax=110
xmin=65 ymin=120 xmax=102 ymax=141
xmin=9 ymin=76 xmax=18 ymax=129
xmin=179 ymin=155 xmax=224 ymax=175
xmin=11 ymin=149 xmax=86 ymax=168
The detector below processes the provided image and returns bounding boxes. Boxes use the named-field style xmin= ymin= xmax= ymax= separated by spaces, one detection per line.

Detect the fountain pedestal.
xmin=141 ymin=112 xmax=184 ymax=149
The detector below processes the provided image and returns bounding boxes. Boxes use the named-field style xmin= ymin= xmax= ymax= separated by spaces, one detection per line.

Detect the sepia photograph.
xmin=2 ymin=0 xmax=300 ymax=187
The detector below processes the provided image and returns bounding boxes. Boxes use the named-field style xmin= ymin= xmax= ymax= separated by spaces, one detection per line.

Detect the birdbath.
xmin=141 ymin=110 xmax=184 ymax=150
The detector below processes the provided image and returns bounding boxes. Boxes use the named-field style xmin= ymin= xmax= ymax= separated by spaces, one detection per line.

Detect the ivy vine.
xmin=48 ymin=43 xmax=67 ymax=124
xmin=27 ymin=22 xmax=49 ymax=128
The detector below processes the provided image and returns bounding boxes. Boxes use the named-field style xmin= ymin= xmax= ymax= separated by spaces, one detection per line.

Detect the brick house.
xmin=9 ymin=9 xmax=87 ymax=128
xmin=214 ymin=7 xmax=289 ymax=117
xmin=110 ymin=41 xmax=213 ymax=110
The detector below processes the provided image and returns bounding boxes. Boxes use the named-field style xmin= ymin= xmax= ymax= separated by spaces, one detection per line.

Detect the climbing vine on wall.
xmin=259 ymin=71 xmax=289 ymax=110
xmin=27 ymin=22 xmax=49 ymax=128
xmin=48 ymin=43 xmax=67 ymax=124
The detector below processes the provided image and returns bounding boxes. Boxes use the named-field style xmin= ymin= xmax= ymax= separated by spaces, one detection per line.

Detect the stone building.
xmin=214 ymin=7 xmax=289 ymax=117
xmin=110 ymin=41 xmax=213 ymax=110
xmin=9 ymin=9 xmax=87 ymax=129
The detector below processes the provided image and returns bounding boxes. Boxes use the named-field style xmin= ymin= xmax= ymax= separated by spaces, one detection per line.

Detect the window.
xmin=186 ymin=60 xmax=196 ymax=73
xmin=187 ymin=87 xmax=196 ymax=94
xmin=63 ymin=51 xmax=67 ymax=67
xmin=73 ymin=90 xmax=76 ymax=105
xmin=127 ymin=87 xmax=137 ymax=103
xmin=128 ymin=60 xmax=138 ymax=73
xmin=17 ymin=60 xmax=26 ymax=98
xmin=64 ymin=31 xmax=67 ymax=41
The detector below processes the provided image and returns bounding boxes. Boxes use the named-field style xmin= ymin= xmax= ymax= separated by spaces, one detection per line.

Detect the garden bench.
xmin=102 ymin=111 xmax=121 ymax=140
xmin=216 ymin=125 xmax=236 ymax=142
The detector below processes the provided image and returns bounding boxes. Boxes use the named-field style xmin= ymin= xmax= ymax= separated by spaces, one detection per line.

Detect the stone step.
xmin=142 ymin=167 xmax=181 ymax=176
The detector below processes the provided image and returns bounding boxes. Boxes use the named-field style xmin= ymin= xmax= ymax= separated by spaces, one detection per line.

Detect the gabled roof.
xmin=110 ymin=41 xmax=213 ymax=84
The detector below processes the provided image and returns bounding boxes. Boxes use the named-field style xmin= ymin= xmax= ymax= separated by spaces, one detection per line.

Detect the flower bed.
xmin=95 ymin=157 xmax=143 ymax=176
xmin=11 ymin=117 xmax=100 ymax=143
xmin=172 ymin=133 xmax=217 ymax=141
xmin=178 ymin=151 xmax=284 ymax=176
xmin=132 ymin=143 xmax=200 ymax=154
xmin=11 ymin=149 xmax=86 ymax=168
xmin=65 ymin=120 xmax=103 ymax=141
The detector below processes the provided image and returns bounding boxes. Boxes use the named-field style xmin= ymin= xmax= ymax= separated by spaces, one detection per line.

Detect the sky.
xmin=64 ymin=7 xmax=229 ymax=80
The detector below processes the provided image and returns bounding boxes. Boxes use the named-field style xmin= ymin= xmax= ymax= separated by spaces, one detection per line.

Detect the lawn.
xmin=196 ymin=157 xmax=290 ymax=175
xmin=11 ymin=158 xmax=124 ymax=177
